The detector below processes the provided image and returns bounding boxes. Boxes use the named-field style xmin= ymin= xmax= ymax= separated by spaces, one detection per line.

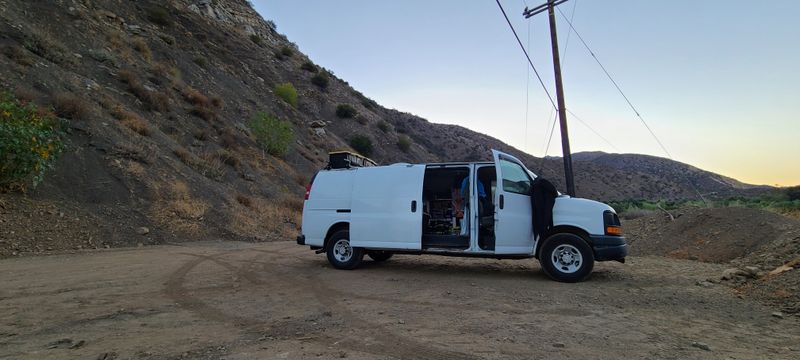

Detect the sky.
xmin=251 ymin=0 xmax=800 ymax=186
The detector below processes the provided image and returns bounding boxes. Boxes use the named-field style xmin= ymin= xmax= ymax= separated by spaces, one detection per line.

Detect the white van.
xmin=297 ymin=150 xmax=627 ymax=282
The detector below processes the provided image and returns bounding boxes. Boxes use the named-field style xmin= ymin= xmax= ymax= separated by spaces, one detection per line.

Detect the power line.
xmin=555 ymin=7 xmax=708 ymax=204
xmin=495 ymin=0 xmax=557 ymax=110
xmin=555 ymin=6 xmax=672 ymax=159
xmin=566 ymin=109 xmax=619 ymax=151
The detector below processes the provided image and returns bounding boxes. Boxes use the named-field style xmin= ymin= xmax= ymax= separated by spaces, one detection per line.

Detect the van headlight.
xmin=603 ymin=210 xmax=623 ymax=236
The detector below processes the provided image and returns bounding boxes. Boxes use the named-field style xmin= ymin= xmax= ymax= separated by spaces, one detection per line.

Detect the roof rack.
xmin=327 ymin=151 xmax=377 ymax=169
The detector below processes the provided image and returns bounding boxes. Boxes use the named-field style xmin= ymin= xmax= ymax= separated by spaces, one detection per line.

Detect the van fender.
xmin=535 ymin=225 xmax=591 ymax=258
xmin=323 ymin=222 xmax=350 ymax=250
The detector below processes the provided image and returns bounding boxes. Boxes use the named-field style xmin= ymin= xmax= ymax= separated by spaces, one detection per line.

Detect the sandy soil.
xmin=1 ymin=241 xmax=798 ymax=360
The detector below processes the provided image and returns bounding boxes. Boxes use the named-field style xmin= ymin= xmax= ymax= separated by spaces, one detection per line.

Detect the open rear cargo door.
xmin=350 ymin=164 xmax=425 ymax=250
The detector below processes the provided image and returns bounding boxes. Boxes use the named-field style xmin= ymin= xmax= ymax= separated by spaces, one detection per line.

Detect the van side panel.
xmin=301 ymin=169 xmax=356 ymax=247
xmin=350 ymin=164 xmax=425 ymax=250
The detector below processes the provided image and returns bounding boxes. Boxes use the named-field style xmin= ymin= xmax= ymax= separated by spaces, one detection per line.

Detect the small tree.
xmin=397 ymin=134 xmax=411 ymax=152
xmin=274 ymin=82 xmax=298 ymax=107
xmin=349 ymin=135 xmax=373 ymax=157
xmin=377 ymin=120 xmax=390 ymax=132
xmin=249 ymin=113 xmax=294 ymax=157
xmin=335 ymin=104 xmax=357 ymax=119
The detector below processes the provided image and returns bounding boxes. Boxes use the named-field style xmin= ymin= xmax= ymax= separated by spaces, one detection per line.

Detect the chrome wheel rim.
xmin=551 ymin=244 xmax=582 ymax=274
xmin=333 ymin=239 xmax=353 ymax=263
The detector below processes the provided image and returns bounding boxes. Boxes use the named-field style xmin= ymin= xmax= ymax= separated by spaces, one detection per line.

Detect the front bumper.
xmin=296 ymin=235 xmax=305 ymax=245
xmin=589 ymin=235 xmax=628 ymax=261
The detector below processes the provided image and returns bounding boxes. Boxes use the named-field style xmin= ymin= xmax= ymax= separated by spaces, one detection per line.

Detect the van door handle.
xmin=499 ymin=195 xmax=504 ymax=209
xmin=411 ymin=200 xmax=417 ymax=212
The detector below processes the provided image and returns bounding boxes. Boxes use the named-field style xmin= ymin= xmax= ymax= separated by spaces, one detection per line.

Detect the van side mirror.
xmin=411 ymin=200 xmax=417 ymax=212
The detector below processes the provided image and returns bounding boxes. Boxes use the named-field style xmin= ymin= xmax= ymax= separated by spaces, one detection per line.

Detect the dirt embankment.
xmin=624 ymin=207 xmax=800 ymax=313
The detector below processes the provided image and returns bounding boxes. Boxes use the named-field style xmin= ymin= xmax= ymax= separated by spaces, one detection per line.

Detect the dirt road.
xmin=1 ymin=242 xmax=798 ymax=359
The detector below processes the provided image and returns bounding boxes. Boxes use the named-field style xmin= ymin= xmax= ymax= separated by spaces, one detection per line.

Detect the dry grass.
xmin=13 ymin=87 xmax=39 ymax=104
xmin=229 ymin=195 xmax=302 ymax=241
xmin=219 ymin=130 xmax=238 ymax=149
xmin=174 ymin=147 xmax=191 ymax=164
xmin=121 ymin=115 xmax=151 ymax=136
xmin=190 ymin=105 xmax=216 ymax=121
xmin=131 ymin=37 xmax=152 ymax=62
xmin=197 ymin=152 xmax=226 ymax=180
xmin=52 ymin=93 xmax=90 ymax=120
xmin=193 ymin=129 xmax=210 ymax=141
xmin=3 ymin=45 xmax=34 ymax=66
xmin=151 ymin=181 xmax=210 ymax=236
xmin=210 ymin=96 xmax=224 ymax=109
xmin=182 ymin=87 xmax=210 ymax=107
xmin=216 ymin=149 xmax=241 ymax=169
xmin=118 ymin=69 xmax=170 ymax=112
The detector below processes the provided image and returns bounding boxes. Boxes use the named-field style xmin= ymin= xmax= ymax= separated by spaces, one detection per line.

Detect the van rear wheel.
xmin=539 ymin=233 xmax=594 ymax=283
xmin=326 ymin=230 xmax=364 ymax=270
xmin=367 ymin=251 xmax=393 ymax=262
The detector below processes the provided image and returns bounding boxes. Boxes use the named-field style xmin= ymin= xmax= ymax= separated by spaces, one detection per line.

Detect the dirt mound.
xmin=625 ymin=207 xmax=800 ymax=262
xmin=625 ymin=206 xmax=800 ymax=313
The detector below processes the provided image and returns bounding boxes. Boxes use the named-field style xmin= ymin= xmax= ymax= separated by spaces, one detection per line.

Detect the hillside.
xmin=0 ymin=0 xmax=770 ymax=254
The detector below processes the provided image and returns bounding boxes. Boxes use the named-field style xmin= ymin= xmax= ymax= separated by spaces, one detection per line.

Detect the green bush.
xmin=250 ymin=34 xmax=262 ymax=45
xmin=300 ymin=61 xmax=317 ymax=72
xmin=0 ymin=93 xmax=66 ymax=190
xmin=335 ymin=104 xmax=357 ymax=119
xmin=397 ymin=135 xmax=411 ymax=152
xmin=280 ymin=45 xmax=293 ymax=57
xmin=145 ymin=5 xmax=172 ymax=26
xmin=349 ymin=135 xmax=373 ymax=157
xmin=274 ymin=83 xmax=298 ymax=107
xmin=249 ymin=113 xmax=293 ymax=157
xmin=377 ymin=120 xmax=390 ymax=132
xmin=311 ymin=72 xmax=329 ymax=89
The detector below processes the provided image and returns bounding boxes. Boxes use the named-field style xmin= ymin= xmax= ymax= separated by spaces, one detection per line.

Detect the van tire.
xmin=539 ymin=233 xmax=594 ymax=283
xmin=367 ymin=251 xmax=393 ymax=262
xmin=326 ymin=230 xmax=363 ymax=270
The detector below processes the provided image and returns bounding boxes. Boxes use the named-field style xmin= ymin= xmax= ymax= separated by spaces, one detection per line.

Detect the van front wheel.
xmin=539 ymin=233 xmax=594 ymax=283
xmin=326 ymin=230 xmax=364 ymax=270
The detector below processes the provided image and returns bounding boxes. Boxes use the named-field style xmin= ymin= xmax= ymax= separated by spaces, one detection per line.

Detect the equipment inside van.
xmin=297 ymin=149 xmax=627 ymax=282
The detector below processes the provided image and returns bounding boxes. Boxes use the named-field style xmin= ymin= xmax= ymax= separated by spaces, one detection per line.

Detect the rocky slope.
xmin=0 ymin=0 xmax=771 ymax=253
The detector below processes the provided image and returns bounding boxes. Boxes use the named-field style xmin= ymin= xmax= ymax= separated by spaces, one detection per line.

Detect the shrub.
xmin=397 ymin=135 xmax=412 ymax=152
xmin=250 ymin=34 xmax=262 ymax=45
xmin=377 ymin=120 xmax=390 ymax=132
xmin=53 ymin=93 xmax=90 ymax=120
xmin=217 ymin=149 xmax=240 ymax=168
xmin=280 ymin=45 xmax=293 ymax=58
xmin=300 ymin=61 xmax=317 ymax=72
xmin=787 ymin=186 xmax=800 ymax=201
xmin=311 ymin=72 xmax=329 ymax=89
xmin=0 ymin=92 xmax=66 ymax=189
xmin=193 ymin=56 xmax=207 ymax=68
xmin=23 ymin=31 xmax=70 ymax=65
xmin=182 ymin=87 xmax=210 ymax=107
xmin=349 ymin=135 xmax=373 ymax=157
xmin=249 ymin=112 xmax=293 ymax=157
xmin=174 ymin=147 xmax=191 ymax=163
xmin=145 ymin=5 xmax=172 ymax=26
xmin=236 ymin=194 xmax=253 ymax=208
xmin=335 ymin=104 xmax=357 ymax=119
xmin=274 ymin=83 xmax=298 ymax=107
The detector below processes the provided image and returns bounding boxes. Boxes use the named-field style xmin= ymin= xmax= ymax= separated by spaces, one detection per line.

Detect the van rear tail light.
xmin=304 ymin=173 xmax=318 ymax=201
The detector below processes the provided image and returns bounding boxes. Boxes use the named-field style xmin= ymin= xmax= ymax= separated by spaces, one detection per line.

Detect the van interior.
xmin=421 ymin=166 xmax=497 ymax=250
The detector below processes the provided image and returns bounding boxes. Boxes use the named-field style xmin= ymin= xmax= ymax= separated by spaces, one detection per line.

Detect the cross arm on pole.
xmin=523 ymin=0 xmax=569 ymax=18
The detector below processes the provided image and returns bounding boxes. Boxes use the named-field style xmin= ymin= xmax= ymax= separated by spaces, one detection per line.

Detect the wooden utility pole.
xmin=524 ymin=0 xmax=576 ymax=197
